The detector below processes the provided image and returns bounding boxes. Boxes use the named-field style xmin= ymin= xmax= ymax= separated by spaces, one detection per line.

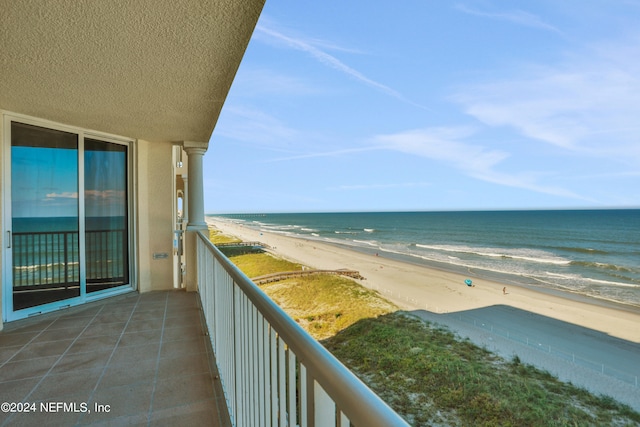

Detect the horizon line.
xmin=206 ymin=206 xmax=640 ymax=215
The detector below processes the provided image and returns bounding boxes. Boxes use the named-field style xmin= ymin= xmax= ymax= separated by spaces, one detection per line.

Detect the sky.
xmin=204 ymin=0 xmax=640 ymax=213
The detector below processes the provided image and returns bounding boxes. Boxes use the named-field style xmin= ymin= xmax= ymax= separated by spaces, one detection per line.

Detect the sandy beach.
xmin=207 ymin=218 xmax=640 ymax=409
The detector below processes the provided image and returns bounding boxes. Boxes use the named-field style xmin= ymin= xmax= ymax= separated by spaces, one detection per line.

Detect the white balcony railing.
xmin=196 ymin=231 xmax=409 ymax=427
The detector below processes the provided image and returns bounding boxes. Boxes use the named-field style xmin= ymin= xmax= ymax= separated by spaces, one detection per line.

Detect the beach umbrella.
xmin=465 ymin=279 xmax=473 ymax=286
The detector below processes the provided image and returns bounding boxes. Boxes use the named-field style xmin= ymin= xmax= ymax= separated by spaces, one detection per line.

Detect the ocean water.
xmin=211 ymin=210 xmax=640 ymax=307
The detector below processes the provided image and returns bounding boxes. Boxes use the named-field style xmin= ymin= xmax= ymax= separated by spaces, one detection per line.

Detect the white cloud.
xmin=260 ymin=146 xmax=383 ymax=163
xmin=233 ymin=68 xmax=321 ymax=97
xmin=452 ymin=36 xmax=640 ymax=163
xmin=254 ymin=23 xmax=424 ymax=108
xmin=373 ymin=127 xmax=589 ymax=200
xmin=374 ymin=127 xmax=508 ymax=173
xmin=85 ymin=190 xmax=125 ymax=201
xmin=331 ymin=182 xmax=432 ymax=191
xmin=455 ymin=4 xmax=563 ymax=35
xmin=45 ymin=192 xmax=78 ymax=200
xmin=216 ymin=106 xmax=299 ymax=149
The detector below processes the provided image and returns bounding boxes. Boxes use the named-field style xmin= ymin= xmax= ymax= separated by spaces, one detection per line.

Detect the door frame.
xmin=2 ymin=112 xmax=137 ymax=322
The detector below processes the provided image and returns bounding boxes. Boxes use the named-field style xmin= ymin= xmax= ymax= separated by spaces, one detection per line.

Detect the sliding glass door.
xmin=84 ymin=139 xmax=129 ymax=293
xmin=4 ymin=117 xmax=132 ymax=320
xmin=10 ymin=122 xmax=81 ymax=311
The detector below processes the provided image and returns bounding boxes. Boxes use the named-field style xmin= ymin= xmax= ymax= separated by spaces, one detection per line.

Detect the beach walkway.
xmin=215 ymin=241 xmax=269 ymax=249
xmin=252 ymin=268 xmax=364 ymax=284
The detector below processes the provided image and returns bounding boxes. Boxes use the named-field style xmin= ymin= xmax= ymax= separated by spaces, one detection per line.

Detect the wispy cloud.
xmin=374 ymin=127 xmax=508 ymax=173
xmin=232 ymin=68 xmax=322 ymax=97
xmin=45 ymin=192 xmax=78 ymax=200
xmin=452 ymin=35 xmax=640 ymax=164
xmin=216 ymin=106 xmax=299 ymax=149
xmin=259 ymin=146 xmax=383 ymax=163
xmin=455 ymin=4 xmax=563 ymax=35
xmin=85 ymin=190 xmax=125 ymax=201
xmin=330 ymin=182 xmax=431 ymax=191
xmin=373 ymin=127 xmax=590 ymax=200
xmin=254 ymin=23 xmax=425 ymax=108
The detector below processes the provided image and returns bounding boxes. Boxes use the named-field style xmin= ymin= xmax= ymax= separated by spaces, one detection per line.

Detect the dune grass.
xmin=323 ymin=313 xmax=640 ymax=426
xmin=208 ymin=228 xmax=241 ymax=244
xmin=210 ymin=228 xmax=640 ymax=426
xmin=262 ymin=274 xmax=397 ymax=340
xmin=228 ymin=252 xmax=303 ymax=279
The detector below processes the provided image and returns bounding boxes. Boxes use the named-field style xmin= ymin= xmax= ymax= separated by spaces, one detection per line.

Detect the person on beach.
xmin=503 ymin=287 xmax=507 ymax=295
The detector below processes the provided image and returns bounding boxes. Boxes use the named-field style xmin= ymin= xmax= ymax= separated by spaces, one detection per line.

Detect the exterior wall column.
xmin=182 ymin=141 xmax=208 ymax=292
xmin=183 ymin=141 xmax=208 ymax=231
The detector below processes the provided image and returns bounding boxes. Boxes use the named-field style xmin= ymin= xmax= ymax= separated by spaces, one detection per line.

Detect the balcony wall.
xmin=136 ymin=139 xmax=175 ymax=293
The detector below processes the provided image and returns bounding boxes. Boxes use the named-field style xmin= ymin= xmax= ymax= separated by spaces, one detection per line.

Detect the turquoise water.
xmin=211 ymin=210 xmax=640 ymax=307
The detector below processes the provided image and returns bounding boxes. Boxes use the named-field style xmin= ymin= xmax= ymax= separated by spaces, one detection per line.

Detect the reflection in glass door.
xmin=10 ymin=122 xmax=81 ymax=310
xmin=84 ymin=139 xmax=129 ymax=292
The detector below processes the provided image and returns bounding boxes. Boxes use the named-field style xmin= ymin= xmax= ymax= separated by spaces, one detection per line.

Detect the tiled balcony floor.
xmin=0 ymin=291 xmax=230 ymax=426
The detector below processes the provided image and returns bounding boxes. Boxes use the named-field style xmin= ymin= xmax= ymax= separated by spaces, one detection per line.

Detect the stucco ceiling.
xmin=0 ymin=0 xmax=264 ymax=143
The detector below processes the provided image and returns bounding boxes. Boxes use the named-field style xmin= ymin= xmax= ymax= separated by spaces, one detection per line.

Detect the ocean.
xmin=211 ymin=210 xmax=640 ymax=307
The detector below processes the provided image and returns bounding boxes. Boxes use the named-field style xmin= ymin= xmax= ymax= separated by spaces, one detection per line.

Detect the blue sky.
xmin=204 ymin=1 xmax=640 ymax=213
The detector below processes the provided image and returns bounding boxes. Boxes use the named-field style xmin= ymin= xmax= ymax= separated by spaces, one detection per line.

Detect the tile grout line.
xmin=146 ymin=292 xmax=170 ymax=426
xmin=1 ymin=305 xmax=109 ymax=427
xmin=0 ymin=317 xmax=63 ymax=370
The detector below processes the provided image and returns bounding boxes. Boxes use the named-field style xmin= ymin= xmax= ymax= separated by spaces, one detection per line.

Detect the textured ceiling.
xmin=0 ymin=0 xmax=264 ymax=143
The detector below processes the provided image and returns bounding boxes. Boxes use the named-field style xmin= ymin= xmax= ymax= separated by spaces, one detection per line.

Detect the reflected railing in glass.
xmin=12 ymin=229 xmax=127 ymax=289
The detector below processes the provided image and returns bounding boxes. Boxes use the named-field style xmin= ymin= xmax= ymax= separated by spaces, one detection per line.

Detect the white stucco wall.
xmin=136 ymin=139 xmax=175 ymax=293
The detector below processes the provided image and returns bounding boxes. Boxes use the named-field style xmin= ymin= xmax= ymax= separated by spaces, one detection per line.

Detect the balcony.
xmin=0 ymin=290 xmax=229 ymax=426
xmin=0 ymin=231 xmax=408 ymax=426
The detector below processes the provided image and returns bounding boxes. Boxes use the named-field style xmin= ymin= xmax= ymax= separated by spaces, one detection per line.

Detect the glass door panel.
xmin=84 ymin=138 xmax=129 ymax=292
xmin=11 ymin=122 xmax=80 ymax=310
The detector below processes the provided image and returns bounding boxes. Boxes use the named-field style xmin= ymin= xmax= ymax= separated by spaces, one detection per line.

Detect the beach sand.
xmin=207 ymin=218 xmax=640 ymax=410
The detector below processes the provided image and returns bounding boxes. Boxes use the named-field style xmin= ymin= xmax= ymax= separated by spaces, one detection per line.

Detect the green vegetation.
xmin=228 ymin=252 xmax=302 ymax=279
xmin=210 ymin=227 xmax=640 ymax=426
xmin=262 ymin=275 xmax=397 ymax=340
xmin=323 ymin=313 xmax=640 ymax=426
xmin=209 ymin=228 xmax=240 ymax=244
